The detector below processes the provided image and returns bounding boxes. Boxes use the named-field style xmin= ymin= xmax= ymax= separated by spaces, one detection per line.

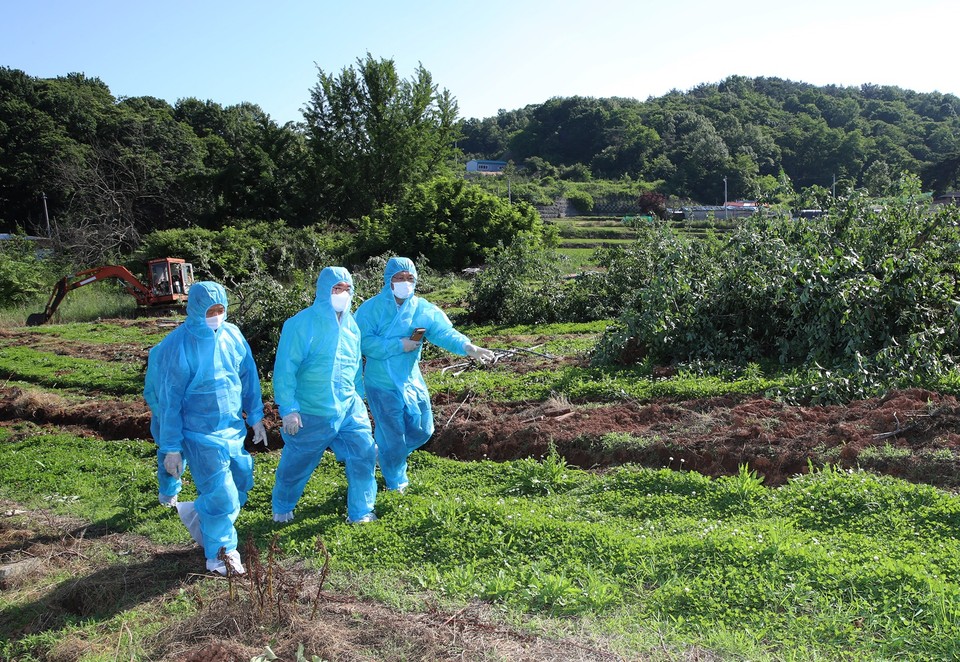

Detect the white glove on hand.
xmin=465 ymin=343 xmax=496 ymax=364
xmin=163 ymin=452 xmax=183 ymax=478
xmin=252 ymin=420 xmax=267 ymax=446
xmin=401 ymin=338 xmax=421 ymax=352
xmin=282 ymin=412 xmax=302 ymax=436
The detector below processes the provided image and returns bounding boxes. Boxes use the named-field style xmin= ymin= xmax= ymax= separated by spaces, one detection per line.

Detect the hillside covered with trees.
xmin=0 ymin=57 xmax=543 ymax=269
xmin=3 ymin=63 xmax=960 ymax=270
xmin=461 ymin=76 xmax=960 ymax=204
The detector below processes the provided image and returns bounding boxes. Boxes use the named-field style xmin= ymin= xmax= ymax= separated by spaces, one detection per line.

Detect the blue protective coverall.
xmin=354 ymin=257 xmax=471 ymax=490
xmin=144 ymin=343 xmax=182 ymax=504
xmin=271 ymin=266 xmax=377 ymax=522
xmin=146 ymin=282 xmax=264 ymax=562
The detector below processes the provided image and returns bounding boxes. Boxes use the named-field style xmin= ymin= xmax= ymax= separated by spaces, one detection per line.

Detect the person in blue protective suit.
xmin=144 ymin=343 xmax=183 ymax=507
xmin=271 ymin=266 xmax=378 ymax=524
xmin=147 ymin=281 xmax=267 ymax=576
xmin=354 ymin=257 xmax=495 ymax=493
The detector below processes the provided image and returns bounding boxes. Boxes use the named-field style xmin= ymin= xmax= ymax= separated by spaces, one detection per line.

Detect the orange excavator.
xmin=27 ymin=257 xmax=195 ymax=326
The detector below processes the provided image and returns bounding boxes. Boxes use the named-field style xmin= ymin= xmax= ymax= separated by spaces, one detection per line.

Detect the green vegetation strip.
xmin=0 ymin=346 xmax=144 ymax=395
xmin=428 ymin=364 xmax=778 ymax=403
xmin=2 ymin=432 xmax=959 ymax=660
xmin=25 ymin=321 xmax=172 ymax=345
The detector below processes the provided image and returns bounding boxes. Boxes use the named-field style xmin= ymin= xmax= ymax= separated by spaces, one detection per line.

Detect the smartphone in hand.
xmin=410 ymin=327 xmax=426 ymax=342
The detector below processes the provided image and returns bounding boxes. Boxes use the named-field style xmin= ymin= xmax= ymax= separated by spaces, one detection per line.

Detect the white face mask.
xmin=330 ymin=291 xmax=351 ymax=312
xmin=392 ymin=281 xmax=415 ymax=300
xmin=205 ymin=313 xmax=225 ymax=331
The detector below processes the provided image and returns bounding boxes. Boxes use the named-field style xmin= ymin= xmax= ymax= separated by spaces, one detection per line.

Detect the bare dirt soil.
xmin=431 ymin=387 xmax=960 ymax=488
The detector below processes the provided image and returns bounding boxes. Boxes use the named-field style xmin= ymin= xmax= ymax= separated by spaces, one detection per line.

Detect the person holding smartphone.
xmin=355 ymin=257 xmax=495 ymax=493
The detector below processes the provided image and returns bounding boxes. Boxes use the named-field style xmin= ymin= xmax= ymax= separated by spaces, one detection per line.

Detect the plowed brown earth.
xmin=431 ymin=388 xmax=960 ymax=487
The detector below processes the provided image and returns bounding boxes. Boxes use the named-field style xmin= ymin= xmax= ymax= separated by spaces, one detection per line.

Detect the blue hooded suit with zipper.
xmin=271 ymin=266 xmax=377 ymax=522
xmin=146 ymin=281 xmax=264 ymax=562
xmin=354 ymin=257 xmax=472 ymax=491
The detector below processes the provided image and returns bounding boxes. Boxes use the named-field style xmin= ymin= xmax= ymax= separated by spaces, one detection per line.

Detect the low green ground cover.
xmin=0 ymin=345 xmax=145 ymax=395
xmin=554 ymin=246 xmax=603 ymax=270
xmin=0 ymin=285 xmax=138 ymax=328
xmin=23 ymin=320 xmax=173 ymax=345
xmin=428 ymin=362 xmax=780 ymax=403
xmin=4 ymin=314 xmax=960 ymax=658
xmin=2 ymin=432 xmax=959 ymax=660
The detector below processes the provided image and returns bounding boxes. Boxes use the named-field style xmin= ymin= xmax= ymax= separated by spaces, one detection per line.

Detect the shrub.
xmin=354 ymin=175 xmax=549 ymax=271
xmin=564 ymin=188 xmax=595 ymax=213
xmin=229 ymin=271 xmax=315 ymax=375
xmin=134 ymin=220 xmax=345 ymax=284
xmin=0 ymin=234 xmax=62 ymax=305
xmin=466 ymin=237 xmax=570 ymax=325
xmin=591 ymin=187 xmax=960 ymax=402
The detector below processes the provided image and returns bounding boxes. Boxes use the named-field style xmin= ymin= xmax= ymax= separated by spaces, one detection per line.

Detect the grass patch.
xmin=462 ymin=320 xmax=611 ymax=338
xmin=0 ymin=345 xmax=145 ymax=395
xmin=23 ymin=320 xmax=174 ymax=345
xmin=554 ymin=246 xmax=603 ymax=270
xmin=428 ymin=363 xmax=780 ymax=403
xmin=3 ymin=435 xmax=960 ymax=660
xmin=0 ymin=284 xmax=139 ymax=328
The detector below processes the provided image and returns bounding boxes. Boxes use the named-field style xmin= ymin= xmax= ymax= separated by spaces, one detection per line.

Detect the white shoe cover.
xmin=206 ymin=549 xmax=245 ymax=576
xmin=175 ymin=501 xmax=204 ymax=547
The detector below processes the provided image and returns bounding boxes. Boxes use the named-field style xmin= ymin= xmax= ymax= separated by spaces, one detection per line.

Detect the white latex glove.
xmin=252 ymin=420 xmax=267 ymax=446
xmin=163 ymin=452 xmax=183 ymax=478
xmin=282 ymin=412 xmax=303 ymax=435
xmin=464 ymin=343 xmax=495 ymax=364
xmin=401 ymin=338 xmax=421 ymax=352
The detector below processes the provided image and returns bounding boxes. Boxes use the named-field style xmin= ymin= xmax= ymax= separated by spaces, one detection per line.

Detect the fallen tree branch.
xmin=870 ymin=405 xmax=947 ymax=440
xmin=443 ymin=392 xmax=473 ymax=430
xmin=492 ymin=346 xmax=556 ymax=360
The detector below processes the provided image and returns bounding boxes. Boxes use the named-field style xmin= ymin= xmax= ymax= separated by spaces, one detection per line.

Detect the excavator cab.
xmin=148 ymin=258 xmax=193 ymax=303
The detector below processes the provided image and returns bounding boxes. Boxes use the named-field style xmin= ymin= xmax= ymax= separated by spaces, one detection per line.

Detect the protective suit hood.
xmin=382 ymin=257 xmax=418 ymax=293
xmin=315 ymin=266 xmax=354 ymax=308
xmin=185 ymin=282 xmax=228 ymax=335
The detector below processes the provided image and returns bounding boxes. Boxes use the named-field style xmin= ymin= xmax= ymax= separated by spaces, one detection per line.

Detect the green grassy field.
xmin=2 ymin=316 xmax=960 ymax=660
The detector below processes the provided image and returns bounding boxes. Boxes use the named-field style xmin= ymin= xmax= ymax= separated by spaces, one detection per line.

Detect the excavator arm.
xmin=26 ymin=265 xmax=154 ymax=326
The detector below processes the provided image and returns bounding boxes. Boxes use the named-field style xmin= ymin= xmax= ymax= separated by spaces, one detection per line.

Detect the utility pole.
xmin=723 ymin=176 xmax=728 ymax=219
xmin=42 ymin=192 xmax=51 ymax=237
xmin=832 ymin=174 xmax=836 ymax=198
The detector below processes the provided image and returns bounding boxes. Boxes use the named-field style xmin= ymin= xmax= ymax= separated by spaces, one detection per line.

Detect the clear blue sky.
xmin=4 ymin=0 xmax=957 ymax=124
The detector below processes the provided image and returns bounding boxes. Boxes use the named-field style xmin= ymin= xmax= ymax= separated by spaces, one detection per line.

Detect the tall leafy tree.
xmin=0 ymin=68 xmax=89 ymax=233
xmin=49 ymin=94 xmax=206 ymax=262
xmin=302 ymin=54 xmax=461 ymax=221
xmin=174 ymin=99 xmax=310 ymax=227
xmin=662 ymin=110 xmax=731 ymax=201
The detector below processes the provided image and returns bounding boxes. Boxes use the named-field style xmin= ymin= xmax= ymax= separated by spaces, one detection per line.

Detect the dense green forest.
xmin=3 ymin=61 xmax=960 ymax=265
xmin=461 ymin=76 xmax=960 ymax=203
xmin=0 ymin=57 xmax=543 ymax=267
